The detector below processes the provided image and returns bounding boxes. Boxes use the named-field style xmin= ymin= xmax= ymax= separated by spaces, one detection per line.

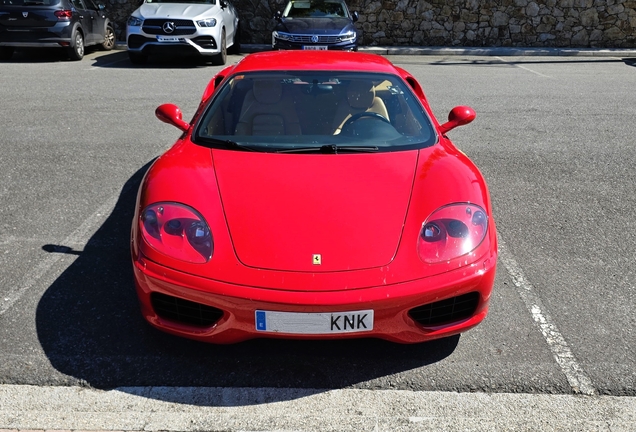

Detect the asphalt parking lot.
xmin=0 ymin=47 xmax=635 ymax=429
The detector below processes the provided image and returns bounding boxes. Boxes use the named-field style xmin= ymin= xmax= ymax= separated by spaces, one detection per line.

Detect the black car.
xmin=0 ymin=0 xmax=115 ymax=61
xmin=272 ymin=0 xmax=359 ymax=51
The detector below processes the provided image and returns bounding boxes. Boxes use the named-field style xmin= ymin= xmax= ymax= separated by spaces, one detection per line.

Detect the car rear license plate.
xmin=303 ymin=45 xmax=327 ymax=50
xmin=255 ymin=309 xmax=373 ymax=334
xmin=156 ymin=36 xmax=181 ymax=42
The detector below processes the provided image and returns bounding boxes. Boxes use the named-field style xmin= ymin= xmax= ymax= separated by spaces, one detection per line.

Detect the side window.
xmin=85 ymin=0 xmax=100 ymax=11
xmin=70 ymin=0 xmax=86 ymax=10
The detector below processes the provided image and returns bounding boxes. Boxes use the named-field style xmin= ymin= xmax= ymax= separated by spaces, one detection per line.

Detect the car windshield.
xmin=2 ymin=0 xmax=62 ymax=5
xmin=284 ymin=0 xmax=348 ymax=18
xmin=146 ymin=0 xmax=215 ymax=3
xmin=193 ymin=71 xmax=437 ymax=153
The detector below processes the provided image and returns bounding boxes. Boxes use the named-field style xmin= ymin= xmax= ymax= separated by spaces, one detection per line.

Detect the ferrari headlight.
xmin=140 ymin=202 xmax=213 ymax=263
xmin=127 ymin=16 xmax=143 ymax=27
xmin=273 ymin=31 xmax=292 ymax=41
xmin=339 ymin=30 xmax=356 ymax=42
xmin=197 ymin=18 xmax=217 ymax=27
xmin=417 ymin=203 xmax=487 ymax=264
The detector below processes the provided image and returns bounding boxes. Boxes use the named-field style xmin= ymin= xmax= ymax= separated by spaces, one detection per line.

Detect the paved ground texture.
xmin=1 ymin=45 xmax=636 ymax=431
xmin=2 ymin=386 xmax=636 ymax=431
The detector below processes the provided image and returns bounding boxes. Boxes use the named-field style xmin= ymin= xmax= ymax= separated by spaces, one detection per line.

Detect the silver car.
xmin=126 ymin=0 xmax=239 ymax=65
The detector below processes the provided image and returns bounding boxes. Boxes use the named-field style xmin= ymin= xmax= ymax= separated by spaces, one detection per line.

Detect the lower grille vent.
xmin=151 ymin=292 xmax=223 ymax=327
xmin=191 ymin=36 xmax=216 ymax=49
xmin=409 ymin=292 xmax=480 ymax=326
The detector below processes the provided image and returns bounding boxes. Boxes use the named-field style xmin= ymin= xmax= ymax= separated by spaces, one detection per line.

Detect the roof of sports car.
xmin=232 ymin=51 xmax=401 ymax=74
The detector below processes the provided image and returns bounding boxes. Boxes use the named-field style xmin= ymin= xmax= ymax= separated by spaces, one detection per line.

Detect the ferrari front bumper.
xmin=133 ymin=251 xmax=497 ymax=344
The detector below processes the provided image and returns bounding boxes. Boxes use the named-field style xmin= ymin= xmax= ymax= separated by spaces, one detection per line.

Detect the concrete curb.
xmin=2 ymin=385 xmax=636 ymax=431
xmin=114 ymin=42 xmax=636 ymax=57
xmin=362 ymin=45 xmax=636 ymax=57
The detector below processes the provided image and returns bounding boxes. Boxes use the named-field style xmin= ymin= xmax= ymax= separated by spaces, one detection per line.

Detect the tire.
xmin=211 ymin=28 xmax=227 ymax=65
xmin=128 ymin=51 xmax=148 ymax=65
xmin=0 ymin=47 xmax=14 ymax=61
xmin=68 ymin=30 xmax=84 ymax=61
xmin=101 ymin=25 xmax=115 ymax=51
xmin=228 ymin=23 xmax=240 ymax=55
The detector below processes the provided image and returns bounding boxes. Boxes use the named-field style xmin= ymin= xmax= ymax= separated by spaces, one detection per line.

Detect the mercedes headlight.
xmin=197 ymin=18 xmax=217 ymax=27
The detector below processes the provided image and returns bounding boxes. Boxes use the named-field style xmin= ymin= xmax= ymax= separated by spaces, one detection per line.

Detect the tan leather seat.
xmin=332 ymin=80 xmax=389 ymax=134
xmin=235 ymin=80 xmax=301 ymax=136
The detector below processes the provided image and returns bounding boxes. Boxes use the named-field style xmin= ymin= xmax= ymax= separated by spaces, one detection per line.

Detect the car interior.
xmin=285 ymin=0 xmax=347 ymax=19
xmin=197 ymin=73 xmax=433 ymax=149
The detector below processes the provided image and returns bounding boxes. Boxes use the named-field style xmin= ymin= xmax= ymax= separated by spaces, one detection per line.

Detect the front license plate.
xmin=255 ymin=309 xmax=374 ymax=334
xmin=156 ymin=35 xmax=181 ymax=42
xmin=303 ymin=45 xmax=327 ymax=50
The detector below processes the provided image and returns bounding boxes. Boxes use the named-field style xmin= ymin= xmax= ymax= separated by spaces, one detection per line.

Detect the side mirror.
xmin=274 ymin=10 xmax=282 ymax=21
xmin=219 ymin=0 xmax=227 ymax=8
xmin=439 ymin=106 xmax=476 ymax=135
xmin=352 ymin=11 xmax=359 ymax=22
xmin=155 ymin=103 xmax=190 ymax=132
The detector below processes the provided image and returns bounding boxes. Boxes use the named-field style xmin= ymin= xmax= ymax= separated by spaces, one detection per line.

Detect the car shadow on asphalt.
xmin=5 ymin=47 xmax=101 ymax=62
xmin=35 ymin=161 xmax=459 ymax=401
xmin=88 ymin=50 xmax=247 ymax=69
xmin=3 ymin=47 xmax=243 ymax=68
xmin=623 ymin=57 xmax=636 ymax=67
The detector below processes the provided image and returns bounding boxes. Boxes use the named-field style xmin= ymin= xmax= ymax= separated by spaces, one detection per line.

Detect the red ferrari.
xmin=131 ymin=50 xmax=497 ymax=344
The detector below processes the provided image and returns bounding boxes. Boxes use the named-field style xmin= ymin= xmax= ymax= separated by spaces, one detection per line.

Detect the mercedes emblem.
xmin=163 ymin=22 xmax=176 ymax=34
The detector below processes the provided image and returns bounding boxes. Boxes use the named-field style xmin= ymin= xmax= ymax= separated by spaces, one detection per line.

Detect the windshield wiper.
xmin=198 ymin=137 xmax=263 ymax=152
xmin=278 ymin=144 xmax=379 ymax=154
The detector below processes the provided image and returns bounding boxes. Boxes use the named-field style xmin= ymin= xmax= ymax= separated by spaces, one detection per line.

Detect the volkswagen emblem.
xmin=22 ymin=11 xmax=28 ymax=17
xmin=163 ymin=22 xmax=176 ymax=34
xmin=311 ymin=35 xmax=319 ymax=43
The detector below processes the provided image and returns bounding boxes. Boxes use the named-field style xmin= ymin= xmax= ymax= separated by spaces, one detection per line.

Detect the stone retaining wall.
xmin=109 ymin=0 xmax=636 ymax=48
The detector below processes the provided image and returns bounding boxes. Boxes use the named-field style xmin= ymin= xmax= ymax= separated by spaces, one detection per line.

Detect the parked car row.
xmin=1 ymin=0 xmax=360 ymax=63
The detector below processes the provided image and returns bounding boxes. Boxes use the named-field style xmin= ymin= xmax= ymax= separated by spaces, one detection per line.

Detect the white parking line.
xmin=495 ymin=56 xmax=553 ymax=77
xmin=0 ymin=195 xmax=117 ymax=316
xmin=497 ymin=234 xmax=597 ymax=395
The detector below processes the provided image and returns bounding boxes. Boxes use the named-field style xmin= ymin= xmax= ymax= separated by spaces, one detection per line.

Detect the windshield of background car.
xmin=194 ymin=72 xmax=437 ymax=153
xmin=2 ymin=0 xmax=62 ymax=5
xmin=283 ymin=0 xmax=348 ymax=18
xmin=146 ymin=0 xmax=215 ymax=3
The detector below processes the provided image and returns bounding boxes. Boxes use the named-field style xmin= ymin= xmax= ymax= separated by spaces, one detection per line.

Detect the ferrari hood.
xmin=136 ymin=3 xmax=218 ymax=19
xmin=278 ymin=17 xmax=354 ymax=35
xmin=212 ymin=151 xmax=418 ymax=272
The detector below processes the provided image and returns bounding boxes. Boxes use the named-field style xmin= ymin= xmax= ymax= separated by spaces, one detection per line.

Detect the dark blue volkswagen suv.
xmin=272 ymin=0 xmax=359 ymax=51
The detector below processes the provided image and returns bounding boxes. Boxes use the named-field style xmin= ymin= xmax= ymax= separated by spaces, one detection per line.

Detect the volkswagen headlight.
xmin=339 ymin=30 xmax=356 ymax=42
xmin=273 ymin=31 xmax=292 ymax=41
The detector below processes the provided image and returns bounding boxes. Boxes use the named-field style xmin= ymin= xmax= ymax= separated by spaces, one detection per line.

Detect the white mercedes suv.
xmin=126 ymin=0 xmax=239 ymax=65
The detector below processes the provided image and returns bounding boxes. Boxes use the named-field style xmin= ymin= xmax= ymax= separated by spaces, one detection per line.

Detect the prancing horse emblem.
xmin=311 ymin=35 xmax=319 ymax=43
xmin=22 ymin=12 xmax=29 ymax=17
xmin=312 ymin=254 xmax=321 ymax=265
xmin=163 ymin=22 xmax=176 ymax=34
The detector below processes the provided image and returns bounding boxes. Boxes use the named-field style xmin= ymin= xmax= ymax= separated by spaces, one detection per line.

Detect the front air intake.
xmin=408 ymin=292 xmax=480 ymax=326
xmin=151 ymin=292 xmax=223 ymax=327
